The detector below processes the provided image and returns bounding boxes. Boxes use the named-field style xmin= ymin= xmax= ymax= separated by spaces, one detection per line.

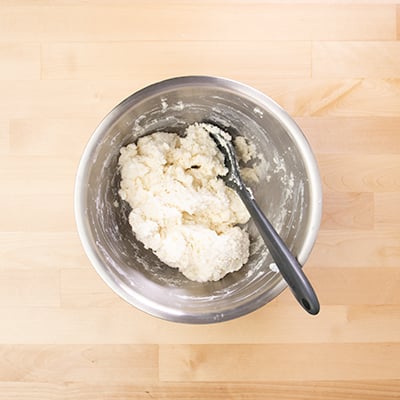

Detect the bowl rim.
xmin=74 ymin=75 xmax=323 ymax=323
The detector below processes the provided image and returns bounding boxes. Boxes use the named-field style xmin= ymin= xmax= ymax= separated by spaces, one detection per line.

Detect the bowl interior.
xmin=76 ymin=77 xmax=319 ymax=323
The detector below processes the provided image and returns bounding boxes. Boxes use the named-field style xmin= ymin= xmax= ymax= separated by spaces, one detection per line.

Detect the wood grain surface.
xmin=1 ymin=1 xmax=400 ymax=399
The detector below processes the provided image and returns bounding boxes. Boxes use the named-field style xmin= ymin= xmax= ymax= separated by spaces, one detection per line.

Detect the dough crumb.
xmin=234 ymin=136 xmax=257 ymax=163
xmin=118 ymin=123 xmax=251 ymax=282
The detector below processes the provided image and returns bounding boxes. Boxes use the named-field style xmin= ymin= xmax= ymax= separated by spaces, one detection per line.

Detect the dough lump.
xmin=118 ymin=123 xmax=250 ymax=282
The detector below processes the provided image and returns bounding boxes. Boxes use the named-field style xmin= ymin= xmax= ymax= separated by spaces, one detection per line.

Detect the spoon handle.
xmin=237 ymin=185 xmax=320 ymax=315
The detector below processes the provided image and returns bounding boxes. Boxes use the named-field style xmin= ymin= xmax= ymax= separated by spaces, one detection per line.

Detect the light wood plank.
xmin=309 ymin=79 xmax=400 ymax=117
xmin=397 ymin=4 xmax=400 ymax=40
xmin=159 ymin=343 xmax=400 ymax=381
xmin=9 ymin=118 xmax=97 ymax=156
xmin=0 ymin=155 xmax=81 ymax=231
xmin=0 ymin=80 xmax=140 ymax=120
xmin=0 ymin=345 xmax=158 ymax=383
xmin=0 ymin=44 xmax=40 ymax=80
xmin=375 ymin=192 xmax=400 ymax=228
xmin=42 ymin=41 xmax=311 ymax=80
xmin=296 ymin=117 xmax=400 ymax=154
xmin=60 ymin=268 xmax=124 ymax=308
xmin=321 ymin=192 xmax=373 ymax=230
xmin=0 ymin=4 xmax=395 ymax=42
xmin=0 ymin=269 xmax=59 ymax=307
xmin=275 ymin=267 xmax=400 ymax=306
xmin=2 ymin=0 xmax=399 ymax=4
xmin=0 ymin=193 xmax=75 ymax=232
xmin=254 ymin=79 xmax=400 ymax=117
xmin=0 ymin=381 xmax=399 ymax=400
xmin=0 ymin=120 xmax=9 ymax=154
xmin=0 ymin=305 xmax=399 ymax=344
xmin=313 ymin=42 xmax=400 ymax=78
xmin=308 ymin=230 xmax=400 ymax=268
xmin=2 ymin=79 xmax=400 ymax=120
xmin=269 ymin=79 xmax=362 ymax=116
xmin=0 ymin=156 xmax=77 ymax=195
xmin=0 ymin=232 xmax=88 ymax=269
xmin=317 ymin=154 xmax=400 ymax=192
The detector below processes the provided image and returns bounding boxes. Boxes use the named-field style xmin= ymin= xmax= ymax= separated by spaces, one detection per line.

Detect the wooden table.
xmin=1 ymin=1 xmax=399 ymax=399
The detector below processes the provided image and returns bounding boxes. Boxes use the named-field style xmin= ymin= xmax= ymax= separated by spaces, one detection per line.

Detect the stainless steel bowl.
xmin=75 ymin=76 xmax=322 ymax=323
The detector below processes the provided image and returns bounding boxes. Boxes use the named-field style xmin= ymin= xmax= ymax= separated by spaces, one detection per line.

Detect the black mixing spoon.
xmin=209 ymin=127 xmax=320 ymax=315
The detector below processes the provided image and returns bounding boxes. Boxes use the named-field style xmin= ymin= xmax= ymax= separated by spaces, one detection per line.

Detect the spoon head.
xmin=204 ymin=124 xmax=244 ymax=190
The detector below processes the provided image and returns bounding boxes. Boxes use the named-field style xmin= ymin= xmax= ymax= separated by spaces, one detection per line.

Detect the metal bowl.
xmin=75 ymin=76 xmax=322 ymax=323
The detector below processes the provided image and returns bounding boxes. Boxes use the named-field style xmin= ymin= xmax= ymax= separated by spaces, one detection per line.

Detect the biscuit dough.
xmin=118 ymin=123 xmax=250 ymax=282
